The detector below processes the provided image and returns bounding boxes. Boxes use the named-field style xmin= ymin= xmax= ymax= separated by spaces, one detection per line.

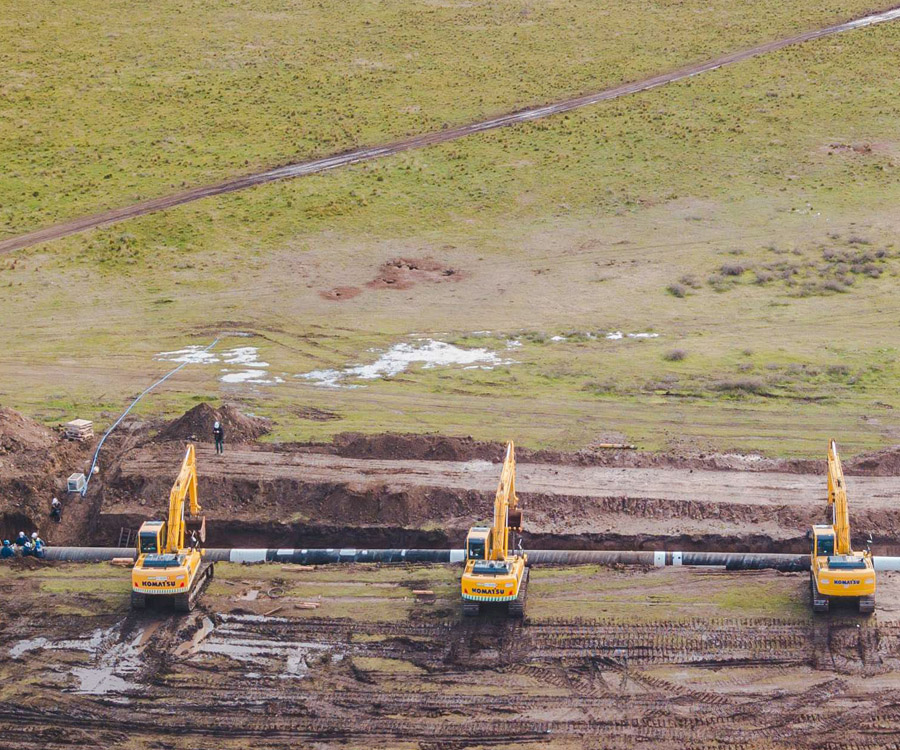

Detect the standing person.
xmin=50 ymin=497 xmax=62 ymax=522
xmin=213 ymin=421 xmax=225 ymax=455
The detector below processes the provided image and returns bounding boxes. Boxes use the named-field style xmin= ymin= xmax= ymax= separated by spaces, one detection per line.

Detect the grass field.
xmin=0 ymin=0 xmax=887 ymax=234
xmin=2 ymin=1 xmax=900 ymax=455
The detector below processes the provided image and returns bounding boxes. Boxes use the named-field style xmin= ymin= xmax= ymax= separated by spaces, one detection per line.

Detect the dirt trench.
xmin=98 ymin=441 xmax=900 ymax=554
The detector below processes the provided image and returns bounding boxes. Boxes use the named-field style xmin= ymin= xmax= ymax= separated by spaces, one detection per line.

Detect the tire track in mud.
xmin=8 ymin=613 xmax=900 ymax=748
xmin=2 ymin=5 xmax=900 ymax=254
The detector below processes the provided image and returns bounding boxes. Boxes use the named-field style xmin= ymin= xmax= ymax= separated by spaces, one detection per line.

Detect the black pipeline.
xmin=42 ymin=547 xmax=819 ymax=571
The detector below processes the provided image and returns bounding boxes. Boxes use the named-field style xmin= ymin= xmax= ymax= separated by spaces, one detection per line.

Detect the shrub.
xmin=666 ymin=283 xmax=687 ymax=298
xmin=712 ymin=377 xmax=767 ymax=395
xmin=663 ymin=349 xmax=686 ymax=362
xmin=720 ymin=263 xmax=746 ymax=276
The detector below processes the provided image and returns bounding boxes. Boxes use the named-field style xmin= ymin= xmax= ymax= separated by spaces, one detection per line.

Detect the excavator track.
xmin=508 ymin=569 xmax=529 ymax=619
xmin=810 ymin=573 xmax=830 ymax=613
xmin=858 ymin=595 xmax=876 ymax=615
xmin=462 ymin=601 xmax=481 ymax=617
xmin=174 ymin=561 xmax=215 ymax=613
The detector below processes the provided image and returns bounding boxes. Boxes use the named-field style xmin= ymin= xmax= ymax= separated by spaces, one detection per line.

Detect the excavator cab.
xmin=465 ymin=526 xmax=490 ymax=561
xmin=137 ymin=520 xmax=166 ymax=555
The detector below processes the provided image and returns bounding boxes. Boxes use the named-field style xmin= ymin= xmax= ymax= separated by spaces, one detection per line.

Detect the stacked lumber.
xmin=64 ymin=419 xmax=94 ymax=441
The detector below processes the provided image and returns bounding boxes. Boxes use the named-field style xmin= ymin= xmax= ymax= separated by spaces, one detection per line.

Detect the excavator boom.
xmin=827 ymin=439 xmax=851 ymax=555
xmin=490 ymin=442 xmax=518 ymax=560
xmin=165 ymin=444 xmax=201 ymax=553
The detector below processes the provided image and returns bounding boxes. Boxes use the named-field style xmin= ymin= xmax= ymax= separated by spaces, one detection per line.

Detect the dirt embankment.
xmin=10 ymin=401 xmax=900 ymax=552
xmin=99 ymin=406 xmax=900 ymax=554
xmin=0 ymin=407 xmax=93 ymax=542
xmin=155 ymin=403 xmax=270 ymax=444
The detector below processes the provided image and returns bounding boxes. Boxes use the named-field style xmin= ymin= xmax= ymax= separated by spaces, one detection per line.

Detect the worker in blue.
xmin=14 ymin=531 xmax=28 ymax=548
xmin=31 ymin=532 xmax=45 ymax=559
xmin=0 ymin=540 xmax=14 ymax=558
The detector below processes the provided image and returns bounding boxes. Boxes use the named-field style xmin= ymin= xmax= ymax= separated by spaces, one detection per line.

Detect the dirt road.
xmin=2 ymin=5 xmax=899 ymax=255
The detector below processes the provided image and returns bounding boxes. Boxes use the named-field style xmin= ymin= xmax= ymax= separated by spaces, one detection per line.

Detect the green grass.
xmin=2 ymin=3 xmax=900 ymax=456
xmin=0 ymin=0 xmax=885 ymax=235
xmin=527 ymin=567 xmax=812 ymax=622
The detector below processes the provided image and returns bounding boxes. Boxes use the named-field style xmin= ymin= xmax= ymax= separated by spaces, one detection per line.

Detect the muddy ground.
xmin=5 ymin=404 xmax=900 ymax=747
xmin=3 ymin=561 xmax=900 ymax=749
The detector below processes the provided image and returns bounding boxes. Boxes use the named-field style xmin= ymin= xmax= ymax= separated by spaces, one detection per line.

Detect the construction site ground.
xmin=4 ymin=560 xmax=900 ymax=749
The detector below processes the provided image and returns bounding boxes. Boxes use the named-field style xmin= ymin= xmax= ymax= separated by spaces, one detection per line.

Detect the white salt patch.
xmin=298 ymin=340 xmax=514 ymax=388
xmin=627 ymin=332 xmax=659 ymax=339
xmin=156 ymin=345 xmax=281 ymax=386
xmin=550 ymin=335 xmax=566 ymax=342
xmin=606 ymin=331 xmax=624 ymax=340
xmin=223 ymin=347 xmax=269 ymax=367
xmin=155 ymin=346 xmax=220 ymax=364
xmin=506 ymin=339 xmax=523 ymax=349
xmin=221 ymin=371 xmax=284 ymax=384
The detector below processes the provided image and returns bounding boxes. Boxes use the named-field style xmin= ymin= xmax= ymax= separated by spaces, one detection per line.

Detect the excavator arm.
xmin=827 ymin=439 xmax=851 ymax=555
xmin=164 ymin=444 xmax=201 ymax=554
xmin=489 ymin=442 xmax=519 ymax=560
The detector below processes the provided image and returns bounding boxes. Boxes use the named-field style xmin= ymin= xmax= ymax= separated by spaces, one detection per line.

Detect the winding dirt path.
xmin=2 ymin=5 xmax=899 ymax=255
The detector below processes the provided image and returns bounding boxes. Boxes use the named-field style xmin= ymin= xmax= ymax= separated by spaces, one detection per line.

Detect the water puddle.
xmin=9 ymin=624 xmax=146 ymax=695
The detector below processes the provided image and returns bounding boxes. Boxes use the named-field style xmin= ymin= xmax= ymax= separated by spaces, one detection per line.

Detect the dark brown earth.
xmin=365 ymin=257 xmax=466 ymax=291
xmin=5 ymin=561 xmax=900 ymax=750
xmin=6 ymin=403 xmax=900 ymax=554
xmin=2 ymin=5 xmax=899 ymax=254
xmin=154 ymin=402 xmax=270 ymax=444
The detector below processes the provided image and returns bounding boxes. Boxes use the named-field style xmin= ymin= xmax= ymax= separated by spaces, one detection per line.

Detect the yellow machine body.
xmin=131 ymin=444 xmax=210 ymax=610
xmin=809 ymin=440 xmax=875 ymax=613
xmin=461 ymin=442 xmax=527 ymax=615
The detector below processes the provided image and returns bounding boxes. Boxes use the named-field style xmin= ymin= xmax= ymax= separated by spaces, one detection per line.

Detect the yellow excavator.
xmin=809 ymin=440 xmax=875 ymax=614
xmin=131 ymin=444 xmax=213 ymax=612
xmin=461 ymin=441 xmax=528 ymax=618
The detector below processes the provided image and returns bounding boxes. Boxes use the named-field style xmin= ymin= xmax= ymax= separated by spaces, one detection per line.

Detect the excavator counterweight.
xmin=131 ymin=444 xmax=214 ymax=612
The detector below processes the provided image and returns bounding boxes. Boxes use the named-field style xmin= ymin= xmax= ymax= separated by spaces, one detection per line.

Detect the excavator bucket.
xmin=185 ymin=516 xmax=206 ymax=544
xmin=508 ymin=508 xmax=522 ymax=531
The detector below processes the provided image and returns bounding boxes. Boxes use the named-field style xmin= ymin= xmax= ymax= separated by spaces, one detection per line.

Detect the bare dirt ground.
xmin=6 ymin=406 xmax=900 ymax=747
xmin=4 ymin=561 xmax=900 ymax=749
xmin=5 ymin=403 xmax=900 ymax=554
xmin=100 ymin=432 xmax=900 ymax=554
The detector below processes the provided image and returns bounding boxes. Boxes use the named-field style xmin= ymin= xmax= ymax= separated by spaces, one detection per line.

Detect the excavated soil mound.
xmin=846 ymin=447 xmax=900 ymax=476
xmin=366 ymin=257 xmax=466 ymax=291
xmin=156 ymin=403 xmax=270 ymax=444
xmin=0 ymin=407 xmax=56 ymax=455
xmin=326 ymin=432 xmax=822 ymax=473
xmin=332 ymin=432 xmax=500 ymax=462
